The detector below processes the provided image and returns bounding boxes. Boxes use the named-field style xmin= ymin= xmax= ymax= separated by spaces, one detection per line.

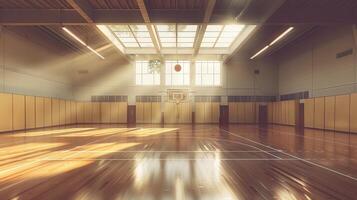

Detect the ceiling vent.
xmin=336 ymin=48 xmax=353 ymax=59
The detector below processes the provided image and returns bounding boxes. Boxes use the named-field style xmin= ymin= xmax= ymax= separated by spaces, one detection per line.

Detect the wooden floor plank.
xmin=0 ymin=124 xmax=356 ymax=199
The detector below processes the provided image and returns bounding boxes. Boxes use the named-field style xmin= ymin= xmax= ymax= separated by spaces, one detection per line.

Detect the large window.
xmin=165 ymin=61 xmax=190 ymax=86
xmin=195 ymin=61 xmax=221 ymax=86
xmin=136 ymin=61 xmax=160 ymax=85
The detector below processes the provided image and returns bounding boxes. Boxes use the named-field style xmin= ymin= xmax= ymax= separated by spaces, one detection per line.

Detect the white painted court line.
xmin=16 ymin=158 xmax=296 ymax=161
xmin=220 ymin=128 xmax=357 ymax=182
xmin=106 ymin=134 xmax=283 ymax=160
xmin=38 ymin=150 xmax=282 ymax=153
xmin=0 ymin=128 xmax=139 ymax=192
xmin=261 ymin=126 xmax=357 ymax=149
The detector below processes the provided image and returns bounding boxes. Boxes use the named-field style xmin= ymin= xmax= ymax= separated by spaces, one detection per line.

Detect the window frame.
xmin=165 ymin=60 xmax=191 ymax=86
xmin=135 ymin=61 xmax=161 ymax=86
xmin=195 ymin=61 xmax=222 ymax=87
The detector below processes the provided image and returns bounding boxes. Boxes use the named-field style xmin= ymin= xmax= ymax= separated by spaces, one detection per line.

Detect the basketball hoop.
xmin=167 ymin=89 xmax=189 ymax=105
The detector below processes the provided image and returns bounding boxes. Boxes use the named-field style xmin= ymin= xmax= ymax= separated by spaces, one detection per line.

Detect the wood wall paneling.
xmin=324 ymin=96 xmax=335 ymax=130
xmin=143 ymin=102 xmax=152 ymax=123
xmin=0 ymin=93 xmax=13 ymax=132
xmin=52 ymin=99 xmax=60 ymax=126
xmin=304 ymin=99 xmax=314 ymax=128
xmin=212 ymin=102 xmax=220 ymax=123
xmin=92 ymin=102 xmax=101 ymax=123
xmin=76 ymin=102 xmax=85 ymax=124
xmin=65 ymin=101 xmax=71 ymax=125
xmin=35 ymin=97 xmax=44 ymax=128
xmin=195 ymin=103 xmax=205 ymax=123
xmin=237 ymin=102 xmax=245 ymax=123
xmin=119 ymin=102 xmax=127 ymax=123
xmin=13 ymin=94 xmax=25 ymax=131
xmin=100 ymin=102 xmax=111 ymax=123
xmin=350 ymin=93 xmax=357 ymax=133
xmin=288 ymin=100 xmax=296 ymax=125
xmin=59 ymin=100 xmax=66 ymax=125
xmin=70 ymin=101 xmax=77 ymax=124
xmin=110 ymin=102 xmax=119 ymax=123
xmin=179 ymin=102 xmax=191 ymax=123
xmin=335 ymin=95 xmax=350 ymax=132
xmin=204 ymin=102 xmax=212 ymax=123
xmin=314 ymin=97 xmax=325 ymax=129
xmin=84 ymin=102 xmax=93 ymax=123
xmin=25 ymin=96 xmax=36 ymax=129
xmin=165 ymin=102 xmax=178 ymax=123
xmin=244 ymin=102 xmax=255 ymax=123
xmin=267 ymin=103 xmax=273 ymax=123
xmin=136 ymin=102 xmax=144 ymax=123
xmin=152 ymin=102 xmax=161 ymax=123
xmin=44 ymin=98 xmax=52 ymax=127
xmin=228 ymin=103 xmax=238 ymax=123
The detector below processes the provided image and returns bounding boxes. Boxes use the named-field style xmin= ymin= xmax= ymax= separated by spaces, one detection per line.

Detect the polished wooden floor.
xmin=0 ymin=124 xmax=356 ymax=200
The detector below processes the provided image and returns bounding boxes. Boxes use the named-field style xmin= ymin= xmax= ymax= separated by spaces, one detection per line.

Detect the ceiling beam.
xmin=136 ymin=0 xmax=161 ymax=55
xmin=193 ymin=0 xmax=216 ymax=56
xmin=1 ymin=8 xmax=356 ymax=25
xmin=67 ymin=0 xmax=94 ymax=23
xmin=66 ymin=0 xmax=129 ymax=61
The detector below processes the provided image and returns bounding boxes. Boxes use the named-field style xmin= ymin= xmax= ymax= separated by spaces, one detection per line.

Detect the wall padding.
xmin=35 ymin=97 xmax=45 ymax=128
xmin=92 ymin=102 xmax=101 ymax=123
xmin=164 ymin=102 xmax=177 ymax=123
xmin=25 ymin=96 xmax=36 ymax=129
xmin=76 ymin=102 xmax=85 ymax=124
xmin=100 ymin=102 xmax=111 ymax=123
xmin=0 ymin=93 xmax=13 ymax=132
xmin=152 ymin=102 xmax=161 ymax=123
xmin=84 ymin=102 xmax=93 ymax=123
xmin=52 ymin=99 xmax=60 ymax=126
xmin=70 ymin=101 xmax=77 ymax=124
xmin=335 ymin=95 xmax=350 ymax=132
xmin=44 ymin=98 xmax=52 ymax=127
xmin=110 ymin=103 xmax=119 ymax=123
xmin=324 ymin=96 xmax=335 ymax=131
xmin=13 ymin=94 xmax=25 ymax=131
xmin=229 ymin=103 xmax=238 ymax=123
xmin=267 ymin=103 xmax=273 ymax=123
xmin=350 ymin=93 xmax=357 ymax=133
xmin=65 ymin=101 xmax=71 ymax=125
xmin=304 ymin=99 xmax=314 ymax=128
xmin=313 ymin=97 xmax=325 ymax=129
xmin=288 ymin=100 xmax=296 ymax=125
xmin=59 ymin=100 xmax=66 ymax=125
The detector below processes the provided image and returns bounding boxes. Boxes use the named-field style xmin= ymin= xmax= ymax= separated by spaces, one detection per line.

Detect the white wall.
xmin=0 ymin=26 xmax=278 ymax=101
xmin=0 ymin=27 xmax=74 ymax=99
xmin=72 ymin=53 xmax=278 ymax=101
xmin=276 ymin=25 xmax=357 ymax=97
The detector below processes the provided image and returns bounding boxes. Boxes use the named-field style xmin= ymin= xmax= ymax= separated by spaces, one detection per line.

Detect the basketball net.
xmin=167 ymin=89 xmax=189 ymax=122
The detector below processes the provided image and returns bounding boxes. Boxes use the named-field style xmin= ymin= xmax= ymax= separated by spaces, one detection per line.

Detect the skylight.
xmin=109 ymin=25 xmax=154 ymax=48
xmin=98 ymin=23 xmax=255 ymax=55
xmin=156 ymin=24 xmax=198 ymax=48
xmin=201 ymin=25 xmax=245 ymax=48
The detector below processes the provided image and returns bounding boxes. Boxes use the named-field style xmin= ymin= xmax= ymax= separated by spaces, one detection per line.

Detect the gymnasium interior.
xmin=0 ymin=0 xmax=357 ymax=199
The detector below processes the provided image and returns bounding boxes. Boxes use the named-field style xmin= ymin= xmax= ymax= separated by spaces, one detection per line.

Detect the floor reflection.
xmin=120 ymin=151 xmax=237 ymax=200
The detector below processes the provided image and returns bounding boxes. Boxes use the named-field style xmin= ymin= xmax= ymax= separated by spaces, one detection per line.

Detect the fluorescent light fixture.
xmin=62 ymin=27 xmax=86 ymax=46
xmin=250 ymin=45 xmax=269 ymax=59
xmin=269 ymin=27 xmax=294 ymax=46
xmin=251 ymin=27 xmax=294 ymax=59
xmin=62 ymin=27 xmax=105 ymax=60
xmin=87 ymin=46 xmax=105 ymax=59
